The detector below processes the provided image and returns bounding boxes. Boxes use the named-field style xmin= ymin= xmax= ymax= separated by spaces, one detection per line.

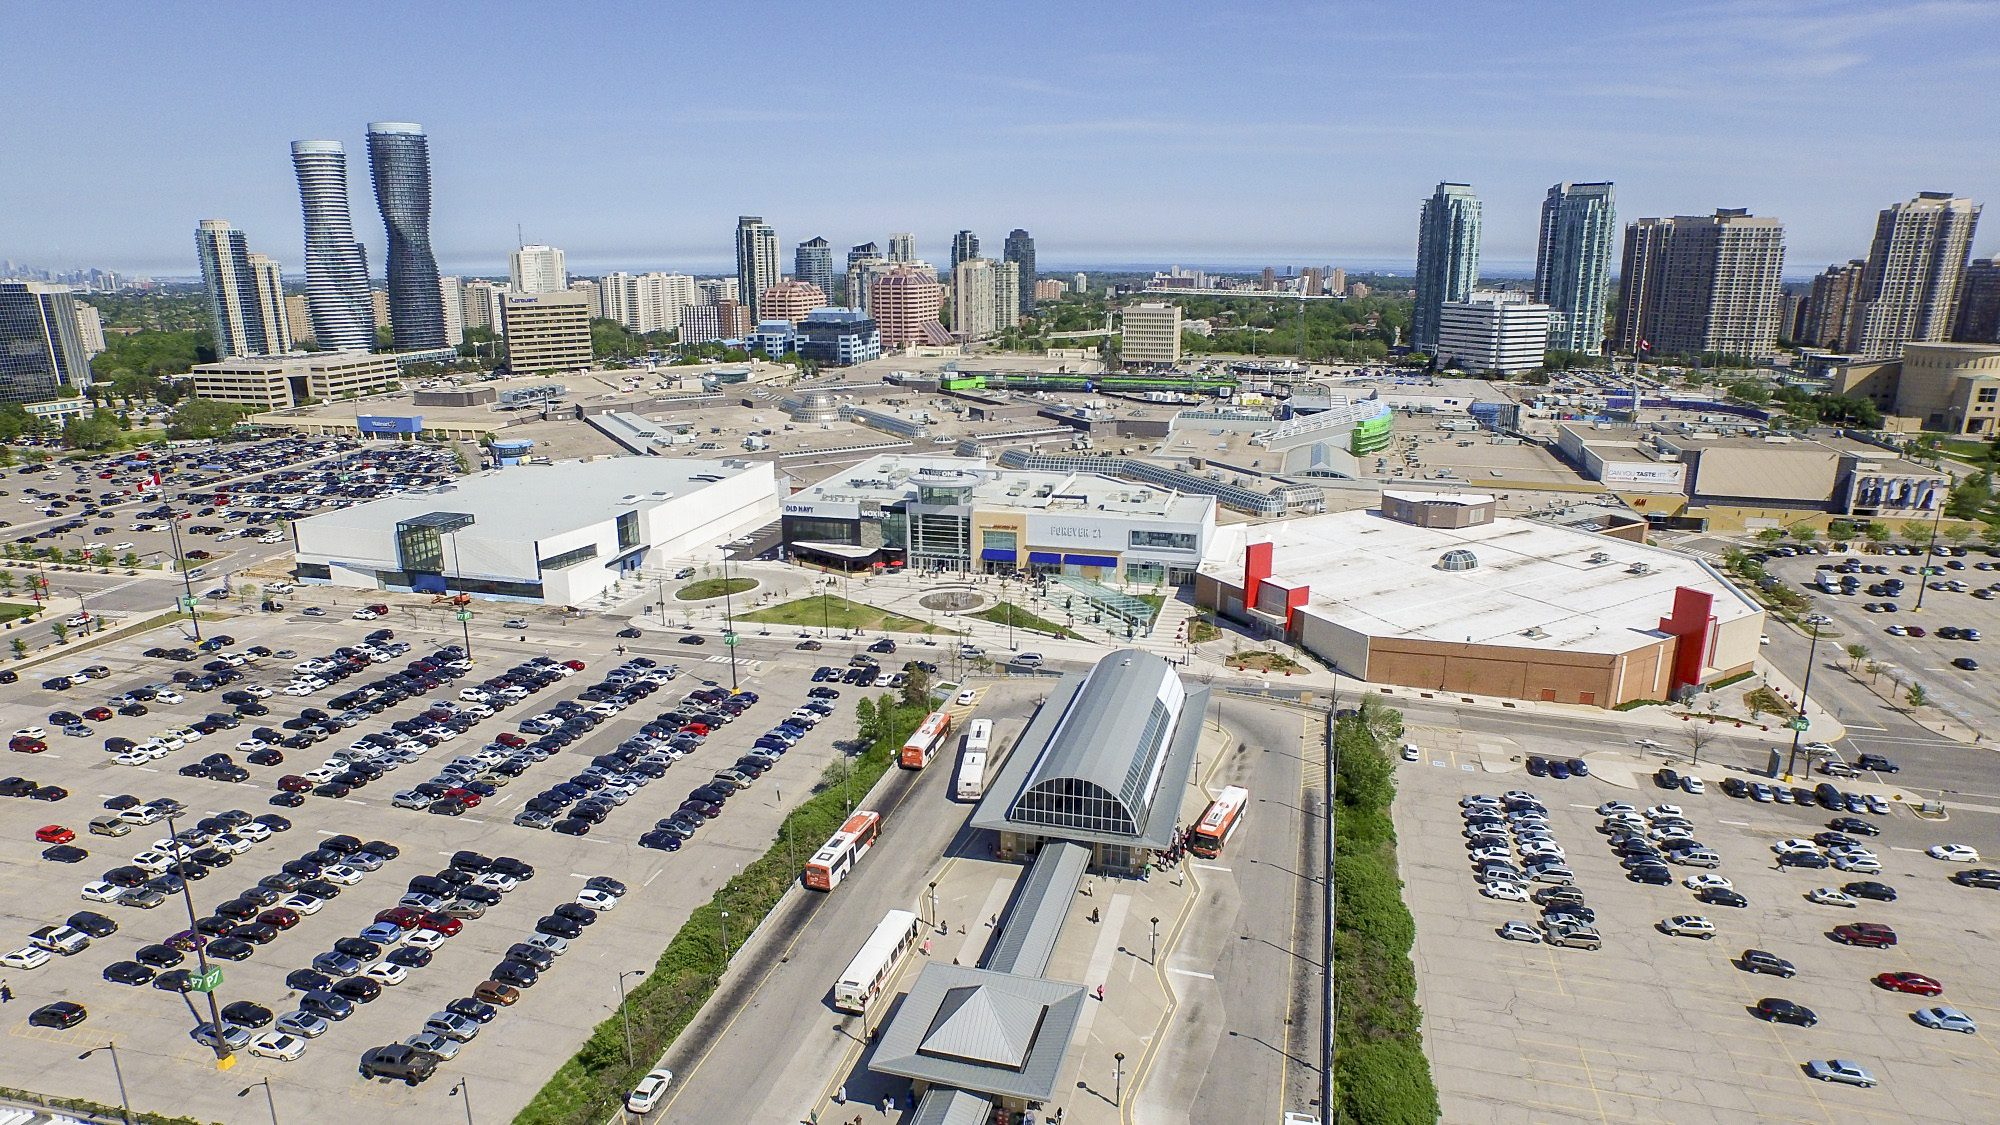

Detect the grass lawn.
xmin=674 ymin=577 xmax=757 ymax=602
xmin=1135 ymin=592 xmax=1166 ymax=622
xmin=970 ymin=601 xmax=1086 ymax=640
xmin=0 ymin=602 xmax=38 ymax=622
xmin=1228 ymin=649 xmax=1304 ymax=672
xmin=736 ymin=594 xmax=955 ymax=634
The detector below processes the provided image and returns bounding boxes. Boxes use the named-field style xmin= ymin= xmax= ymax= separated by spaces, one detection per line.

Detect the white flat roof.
xmin=296 ymin=457 xmax=766 ymax=543
xmin=795 ymin=453 xmax=1213 ymax=523
xmin=1201 ymin=510 xmax=1757 ymax=656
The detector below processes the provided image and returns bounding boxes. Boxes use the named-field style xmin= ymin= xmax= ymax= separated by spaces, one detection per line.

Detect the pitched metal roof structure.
xmin=870 ymin=964 xmax=1085 ymax=1102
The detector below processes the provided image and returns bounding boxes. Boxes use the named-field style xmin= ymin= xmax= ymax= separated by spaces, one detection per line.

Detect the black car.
xmin=1740 ymin=949 xmax=1797 ymax=978
xmin=43 ymin=844 xmax=88 ymax=863
xmin=639 ymin=830 xmax=683 ymax=851
xmin=66 ymin=910 xmax=117 ymax=938
xmin=490 ymin=856 xmax=533 ymax=880
xmin=535 ymin=915 xmax=582 ymax=939
xmin=252 ymin=813 xmax=292 ymax=832
xmin=29 ymin=1001 xmax=87 ymax=1029
xmin=1754 ymin=997 xmax=1818 ymax=1027
xmin=491 ymin=960 xmax=538 ymax=987
xmin=553 ymin=902 xmax=597 ymax=926
xmin=386 ymin=945 xmax=433 ymax=969
xmin=1845 ymin=881 xmax=1898 ymax=902
xmin=206 ymin=938 xmax=254 ymax=961
xmin=506 ymin=943 xmax=556 ymax=971
xmin=1830 ymin=816 xmax=1881 ymax=837
xmin=222 ymin=1000 xmax=274 ymax=1027
xmin=1779 ymin=851 xmax=1831 ymax=869
xmin=1698 ymin=888 xmax=1749 ymax=908
xmin=103 ymin=960 xmax=156 ymax=986
xmin=286 ymin=968 xmax=333 ymax=993
xmin=1628 ymin=865 xmax=1673 ymax=885
xmin=331 ymin=976 xmax=382 ymax=1004
xmin=153 ymin=968 xmax=195 ymax=992
xmin=334 ymin=937 xmax=382 ymax=960
xmin=446 ymin=996 xmax=497 ymax=1024
xmin=135 ymin=944 xmax=184 ymax=968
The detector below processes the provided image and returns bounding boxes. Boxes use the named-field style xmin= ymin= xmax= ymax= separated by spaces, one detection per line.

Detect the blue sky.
xmin=5 ymin=1 xmax=1997 ymax=278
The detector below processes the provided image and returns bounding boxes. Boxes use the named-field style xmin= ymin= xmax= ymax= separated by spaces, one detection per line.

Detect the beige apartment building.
xmin=1120 ymin=302 xmax=1182 ymax=366
xmin=501 ymin=291 xmax=593 ymax=373
xmin=190 ymin=350 xmax=398 ymax=408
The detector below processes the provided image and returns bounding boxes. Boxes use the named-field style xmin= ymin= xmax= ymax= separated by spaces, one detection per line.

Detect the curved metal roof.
xmin=1006 ymin=649 xmax=1184 ymax=836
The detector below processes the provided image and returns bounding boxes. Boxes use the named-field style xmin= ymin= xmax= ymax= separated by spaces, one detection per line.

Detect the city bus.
xmin=899 ymin=711 xmax=954 ymax=769
xmin=1187 ymin=786 xmax=1250 ymax=858
xmin=832 ymin=909 xmax=922 ymax=1014
xmin=804 ymin=810 xmax=883 ymax=891
xmin=954 ymin=719 xmax=994 ymax=801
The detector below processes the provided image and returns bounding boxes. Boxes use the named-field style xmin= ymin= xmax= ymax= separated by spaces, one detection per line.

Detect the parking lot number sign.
xmin=1787 ymin=718 xmax=1810 ymax=732
xmin=724 ymin=631 xmax=739 ymax=647
xmin=189 ymin=967 xmax=224 ymax=992
xmin=456 ymin=610 xmax=473 ymax=622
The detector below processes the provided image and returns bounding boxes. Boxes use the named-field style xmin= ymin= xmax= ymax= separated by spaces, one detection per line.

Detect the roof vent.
xmin=1627 ymin=561 xmax=1652 ymax=575
xmin=1436 ymin=549 xmax=1480 ymax=572
xmin=1587 ymin=551 xmax=1611 ymax=564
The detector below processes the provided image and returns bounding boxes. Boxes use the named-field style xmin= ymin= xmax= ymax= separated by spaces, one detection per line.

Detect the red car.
xmin=1875 ymin=971 xmax=1942 ymax=996
xmin=417 ymin=913 xmax=462 ymax=937
xmin=34 ymin=824 xmax=74 ymax=844
xmin=442 ymin=787 xmax=481 ymax=808
xmin=257 ymin=907 xmax=300 ymax=930
xmin=563 ymin=659 xmax=586 ymax=671
xmin=495 ymin=733 xmax=526 ymax=748
xmin=276 ymin=775 xmax=312 ymax=793
xmin=1833 ymin=923 xmax=1897 ymax=948
xmin=10 ymin=736 xmax=47 ymax=754
xmin=82 ymin=707 xmax=113 ymax=722
xmin=375 ymin=906 xmax=424 ymax=928
xmin=1906 ymin=626 xmax=1928 ymax=638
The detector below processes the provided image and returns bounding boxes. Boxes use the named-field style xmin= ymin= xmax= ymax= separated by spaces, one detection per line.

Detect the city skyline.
xmin=3 ymin=3 xmax=1996 ymax=277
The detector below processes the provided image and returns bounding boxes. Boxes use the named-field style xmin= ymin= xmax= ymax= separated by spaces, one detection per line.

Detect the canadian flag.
xmin=1639 ymin=338 xmax=1653 ymax=353
xmin=136 ymin=470 xmax=162 ymax=492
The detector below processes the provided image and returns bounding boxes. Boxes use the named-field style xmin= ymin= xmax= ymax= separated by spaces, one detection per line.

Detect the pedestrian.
xmin=836 ymin=1085 xmax=846 ymax=1105
xmin=1 ymin=984 xmax=11 ymax=1003
xmin=921 ymin=939 xmax=931 ymax=956
xmin=988 ymin=913 xmax=997 ymax=927
xmin=1095 ymin=983 xmax=1105 ymax=1002
xmin=880 ymin=1095 xmax=890 ymax=1113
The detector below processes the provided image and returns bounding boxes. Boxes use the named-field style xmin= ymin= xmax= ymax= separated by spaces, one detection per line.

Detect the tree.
xmin=1827 ymin=520 xmax=1856 ymax=542
xmin=1685 ymin=723 xmax=1716 ymax=765
xmin=1942 ymin=524 xmax=1976 ymax=545
xmin=118 ymin=552 xmax=138 ymax=569
xmin=1864 ymin=522 xmax=1891 ymax=544
xmin=1906 ymin=683 xmax=1929 ymax=708
xmin=1355 ymin=692 xmax=1405 ymax=744
xmin=898 ymin=667 xmax=933 ymax=710
xmin=166 ymin=398 xmax=247 ymax=440
xmin=1788 ymin=525 xmax=1818 ymax=544
xmin=854 ymin=696 xmax=880 ymax=748
xmin=1845 ymin=643 xmax=1869 ymax=670
xmin=7 ymin=638 xmax=23 ymax=659
xmin=49 ymin=621 xmax=67 ymax=645
xmin=1901 ymin=521 xmax=1933 ymax=543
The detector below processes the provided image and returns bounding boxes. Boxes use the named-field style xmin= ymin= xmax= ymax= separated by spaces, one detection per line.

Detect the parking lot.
xmin=1398 ymin=720 xmax=2000 ymax=1123
xmin=0 ymin=604 xmax=854 ymax=1122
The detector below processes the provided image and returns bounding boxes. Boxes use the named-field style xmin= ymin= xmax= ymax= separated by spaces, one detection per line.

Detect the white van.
xmin=1013 ymin=652 xmax=1045 ymax=668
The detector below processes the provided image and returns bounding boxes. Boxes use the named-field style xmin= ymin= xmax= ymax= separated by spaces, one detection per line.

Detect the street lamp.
xmin=616 ymin=969 xmax=647 ymax=1068
xmin=77 ymin=1043 xmax=133 ymax=1125
xmin=162 ymin=493 xmax=202 ymax=641
xmin=164 ymin=812 xmax=232 ymax=1063
xmin=237 ymin=1077 xmax=279 ymax=1125
xmin=1785 ymin=612 xmax=1833 ymax=779
xmin=448 ymin=1078 xmax=473 ymax=1125
xmin=1913 ymin=497 xmax=1949 ymax=613
xmin=1150 ymin=916 xmax=1160 ymax=964
xmin=928 ymin=881 xmax=939 ymax=928
xmin=1114 ymin=1051 xmax=1126 ymax=1106
xmin=719 ymin=551 xmax=738 ymax=692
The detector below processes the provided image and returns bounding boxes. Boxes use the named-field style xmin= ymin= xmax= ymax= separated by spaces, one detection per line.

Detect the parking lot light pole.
xmin=163 ymin=498 xmax=203 ymax=641
xmin=928 ymin=881 xmax=938 ymax=927
xmin=617 ymin=969 xmax=647 ymax=1068
xmin=720 ymin=552 xmax=739 ymax=691
xmin=1912 ymin=500 xmax=1948 ymax=613
xmin=1114 ymin=1051 xmax=1126 ymax=1106
xmin=77 ymin=1042 xmax=133 ymax=1125
xmin=1785 ymin=613 xmax=1832 ymax=779
xmin=163 ymin=812 xmax=232 ymax=1063
xmin=449 ymin=1077 xmax=473 ymax=1125
xmin=1150 ymin=916 xmax=1160 ymax=964
xmin=237 ymin=1077 xmax=279 ymax=1125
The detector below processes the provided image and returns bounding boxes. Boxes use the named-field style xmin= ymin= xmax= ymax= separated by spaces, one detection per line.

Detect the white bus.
xmin=832 ymin=909 xmax=922 ymax=1014
xmin=955 ymin=719 xmax=994 ymax=800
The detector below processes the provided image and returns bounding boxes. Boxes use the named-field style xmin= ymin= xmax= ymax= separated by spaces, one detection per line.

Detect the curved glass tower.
xmin=290 ymin=140 xmax=376 ymax=352
xmin=366 ymin=122 xmax=446 ymax=350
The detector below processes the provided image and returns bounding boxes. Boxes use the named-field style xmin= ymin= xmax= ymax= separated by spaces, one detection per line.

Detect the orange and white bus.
xmin=804 ymin=810 xmax=883 ymax=891
xmin=1187 ymin=786 xmax=1250 ymax=858
xmin=832 ymin=909 xmax=921 ymax=1014
xmin=899 ymin=710 xmax=954 ymax=769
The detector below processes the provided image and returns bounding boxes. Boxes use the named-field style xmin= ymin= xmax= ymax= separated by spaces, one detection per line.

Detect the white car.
xmin=405 ymin=929 xmax=447 ymax=952
xmin=404 ymin=1031 xmax=461 ymax=1061
xmin=503 ymin=618 xmax=529 ymax=630
xmin=955 ymin=688 xmax=978 ymax=706
xmin=1914 ymin=1006 xmax=1978 ymax=1034
xmin=235 ymin=739 xmax=269 ymax=753
xmin=1596 ymin=801 xmax=1637 ymax=817
xmin=0 ymin=946 xmax=52 ymax=970
xmin=1481 ymin=881 xmax=1530 ymax=902
xmin=364 ymin=962 xmax=408 ymax=986
xmin=1661 ymin=915 xmax=1716 ymax=939
xmin=1808 ymin=887 xmax=1859 ymax=908
xmin=1833 ymin=855 xmax=1882 ymax=874
xmin=474 ymin=871 xmax=518 ymax=893
xmin=320 ymin=865 xmax=363 ymax=886
xmin=1929 ymin=844 xmax=1981 ymax=863
xmin=154 ymin=690 xmax=183 ymax=705
xmin=243 ymin=685 xmax=272 ymax=698
xmin=1887 ymin=625 xmax=1909 ymax=636
xmin=626 ymin=1069 xmax=675 ymax=1114
xmin=13 ymin=726 xmax=45 ymax=740
xmin=1646 ymin=804 xmax=1685 ymax=820
xmin=130 ymin=849 xmax=174 ymax=873
xmin=575 ymin=889 xmax=620 ymax=912
xmin=249 ymin=1032 xmax=306 ymax=1061
xmin=282 ymin=894 xmax=327 ymax=915
xmin=526 ymin=933 xmax=569 ymax=957
xmin=208 ymin=833 xmax=253 ymax=855
xmin=1772 ymin=838 xmax=1820 ymax=856
xmin=1400 ymin=742 xmax=1420 ymax=762
xmin=1680 ymin=776 xmax=1706 ymax=795
xmin=1498 ymin=920 xmax=1543 ymax=943
xmin=235 ymin=823 xmax=272 ymax=843
xmin=113 ymin=751 xmax=151 ymax=767
xmin=80 ymin=881 xmax=123 ymax=903
xmin=1684 ymin=873 xmax=1733 ymax=892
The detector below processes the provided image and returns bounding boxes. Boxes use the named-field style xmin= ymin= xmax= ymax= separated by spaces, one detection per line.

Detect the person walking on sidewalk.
xmin=1095 ymin=983 xmax=1105 ymax=1002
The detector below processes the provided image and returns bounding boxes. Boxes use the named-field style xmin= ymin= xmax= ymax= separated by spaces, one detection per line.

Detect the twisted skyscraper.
xmin=290 ymin=140 xmax=375 ymax=351
xmin=366 ymin=122 xmax=446 ymax=350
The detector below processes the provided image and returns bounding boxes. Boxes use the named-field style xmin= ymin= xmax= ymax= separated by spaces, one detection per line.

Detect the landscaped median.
xmin=1333 ymin=698 xmax=1441 ymax=1125
xmin=516 ymin=696 xmax=933 ymax=1125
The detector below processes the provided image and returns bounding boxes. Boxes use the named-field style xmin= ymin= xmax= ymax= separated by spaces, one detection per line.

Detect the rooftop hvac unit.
xmin=1626 ymin=562 xmax=1652 ymax=575
xmin=1587 ymin=551 xmax=1611 ymax=564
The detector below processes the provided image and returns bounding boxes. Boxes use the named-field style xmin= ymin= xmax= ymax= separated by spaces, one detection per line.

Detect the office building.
xmin=1614 ymin=209 xmax=1786 ymax=359
xmin=501 ymin=291 xmax=592 ymax=372
xmin=755 ymin=280 xmax=827 ymax=325
xmin=1435 ymin=294 xmax=1551 ymax=375
xmin=1533 ymin=182 xmax=1616 ymax=352
xmin=1003 ymin=229 xmax=1036 ymax=317
xmin=1330 ymin=267 xmax=1347 ymax=294
xmin=888 ymin=232 xmax=916 ymax=263
xmin=294 ymin=457 xmax=781 ymax=605
xmin=1413 ymin=183 xmax=1482 ymax=352
xmin=1957 ymin=258 xmax=2000 ymax=344
xmin=1120 ymin=302 xmax=1182 ymax=366
xmin=797 ymin=308 xmax=881 ymax=366
xmin=679 ymin=299 xmax=749 ymax=346
xmin=846 ymin=255 xmax=892 ymax=316
xmin=1845 ymin=192 xmax=1982 ymax=358
xmin=284 ymin=295 xmax=314 ymax=345
xmin=952 ymin=259 xmax=999 ymax=341
xmin=745 ymin=320 xmax=797 ymax=359
xmin=568 ymin=279 xmax=601 ymax=319
xmin=290 ymin=140 xmax=375 ymax=351
xmin=363 ymin=122 xmax=446 ymax=350
xmin=189 ymin=350 xmax=397 ymax=409
xmin=1798 ymin=261 xmax=1864 ymax=349
xmin=0 ymin=281 xmax=94 ymax=403
xmin=794 ymin=237 xmax=834 ymax=298
xmin=195 ymin=219 xmax=289 ymax=358
xmin=438 ymin=276 xmax=464 ymax=346
xmin=950 ymin=230 xmax=979 ymax=272
xmin=71 ymin=302 xmax=105 ymax=358
xmin=871 ymin=265 xmax=945 ymax=349
xmin=510 ymin=244 xmax=567 ymax=294
xmin=735 ymin=216 xmax=780 ymax=321
xmin=1833 ymin=341 xmax=2000 ymax=434
xmin=1198 ymin=494 xmax=1763 ymax=709
xmin=781 ymin=454 xmax=1214 ymax=583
